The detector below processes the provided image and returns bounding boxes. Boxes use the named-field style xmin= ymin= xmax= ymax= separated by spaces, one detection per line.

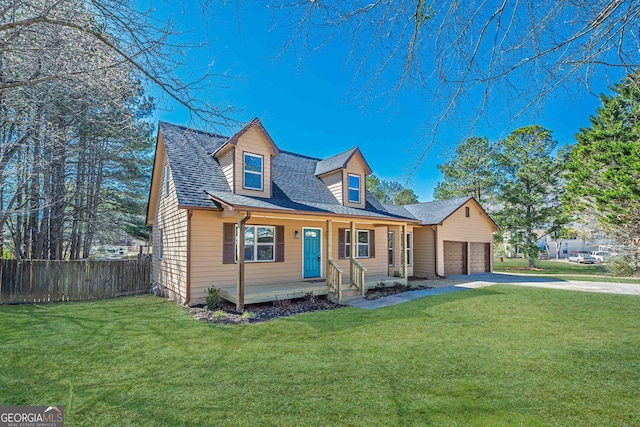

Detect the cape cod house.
xmin=146 ymin=119 xmax=499 ymax=309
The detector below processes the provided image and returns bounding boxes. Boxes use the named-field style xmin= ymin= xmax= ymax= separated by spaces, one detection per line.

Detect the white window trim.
xmin=158 ymin=229 xmax=163 ymax=260
xmin=347 ymin=173 xmax=361 ymax=203
xmin=163 ymin=164 xmax=169 ymax=196
xmin=236 ymin=225 xmax=275 ymax=263
xmin=243 ymin=152 xmax=264 ymax=191
xmin=345 ymin=229 xmax=370 ymax=259
xmin=388 ymin=231 xmax=394 ymax=266
xmin=406 ymin=232 xmax=412 ymax=266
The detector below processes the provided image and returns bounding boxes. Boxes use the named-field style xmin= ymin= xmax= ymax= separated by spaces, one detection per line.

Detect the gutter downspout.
xmin=431 ymin=225 xmax=443 ymax=278
xmin=237 ymin=211 xmax=252 ymax=312
xmin=185 ymin=209 xmax=193 ymax=305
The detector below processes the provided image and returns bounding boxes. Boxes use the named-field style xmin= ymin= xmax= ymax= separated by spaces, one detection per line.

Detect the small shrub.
xmin=274 ymin=298 xmax=292 ymax=308
xmin=408 ymin=283 xmax=419 ymax=290
xmin=213 ymin=309 xmax=226 ymax=318
xmin=392 ymin=281 xmax=406 ymax=291
xmin=607 ymin=256 xmax=636 ymax=277
xmin=393 ymin=270 xmax=402 ymax=278
xmin=375 ymin=281 xmax=387 ymax=290
xmin=304 ymin=292 xmax=317 ymax=303
xmin=242 ymin=310 xmax=255 ymax=319
xmin=206 ymin=287 xmax=220 ymax=310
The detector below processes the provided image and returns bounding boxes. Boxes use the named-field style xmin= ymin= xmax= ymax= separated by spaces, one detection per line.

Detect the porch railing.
xmin=350 ymin=258 xmax=367 ymax=296
xmin=327 ymin=259 xmax=343 ymax=301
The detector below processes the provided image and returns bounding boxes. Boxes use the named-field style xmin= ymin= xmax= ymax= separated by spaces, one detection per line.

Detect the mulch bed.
xmin=189 ymin=296 xmax=341 ymax=324
xmin=189 ymin=277 xmax=463 ymax=324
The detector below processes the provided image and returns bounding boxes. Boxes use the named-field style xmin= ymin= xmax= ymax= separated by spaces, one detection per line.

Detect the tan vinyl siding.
xmin=319 ymin=171 xmax=343 ymax=203
xmin=342 ymin=156 xmax=368 ymax=209
xmin=234 ymin=127 xmax=273 ymax=198
xmin=217 ymin=146 xmax=234 ymax=191
xmin=190 ymin=211 xmax=328 ymax=303
xmin=436 ymin=200 xmax=495 ymax=275
xmin=188 ymin=210 xmax=409 ymax=304
xmin=152 ymin=150 xmax=188 ymax=303
xmin=413 ymin=226 xmax=436 ymax=278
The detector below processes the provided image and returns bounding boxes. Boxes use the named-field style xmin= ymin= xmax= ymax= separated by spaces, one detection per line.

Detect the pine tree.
xmin=565 ymin=71 xmax=640 ymax=269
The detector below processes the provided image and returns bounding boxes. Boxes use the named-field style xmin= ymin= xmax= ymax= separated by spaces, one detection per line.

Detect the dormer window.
xmin=243 ymin=153 xmax=263 ymax=191
xmin=348 ymin=174 xmax=361 ymax=203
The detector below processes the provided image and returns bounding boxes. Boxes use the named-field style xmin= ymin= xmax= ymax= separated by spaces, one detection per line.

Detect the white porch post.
xmin=402 ymin=223 xmax=408 ymax=279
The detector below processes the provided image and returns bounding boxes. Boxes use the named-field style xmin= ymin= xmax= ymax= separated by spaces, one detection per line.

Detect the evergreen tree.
xmin=494 ymin=126 xmax=564 ymax=268
xmin=433 ymin=137 xmax=496 ymax=203
xmin=366 ymin=175 xmax=418 ymax=205
xmin=565 ymin=71 xmax=640 ymax=268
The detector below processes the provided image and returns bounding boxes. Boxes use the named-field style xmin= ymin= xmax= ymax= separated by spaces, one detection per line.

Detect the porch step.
xmin=340 ymin=294 xmax=365 ymax=304
xmin=341 ymin=288 xmax=361 ymax=298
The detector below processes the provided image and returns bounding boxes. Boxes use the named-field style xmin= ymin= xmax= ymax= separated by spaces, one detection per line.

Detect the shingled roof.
xmin=383 ymin=196 xmax=498 ymax=228
xmin=314 ymin=147 xmax=372 ymax=176
xmin=158 ymin=122 xmax=230 ymax=208
xmin=156 ymin=122 xmax=415 ymax=221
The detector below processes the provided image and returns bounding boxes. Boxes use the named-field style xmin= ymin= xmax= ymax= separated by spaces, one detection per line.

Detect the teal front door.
xmin=303 ymin=228 xmax=321 ymax=278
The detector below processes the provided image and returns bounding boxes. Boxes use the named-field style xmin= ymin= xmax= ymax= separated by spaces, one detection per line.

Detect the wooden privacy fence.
xmin=0 ymin=258 xmax=151 ymax=304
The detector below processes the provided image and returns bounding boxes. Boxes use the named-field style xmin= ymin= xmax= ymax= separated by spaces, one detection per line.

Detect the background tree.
xmin=259 ymin=1 xmax=640 ymax=175
xmin=393 ymin=189 xmax=419 ymax=205
xmin=0 ymin=1 xmax=154 ymax=259
xmin=1 ymin=0 xmax=230 ymax=124
xmin=493 ymin=126 xmax=564 ymax=268
xmin=433 ymin=136 xmax=496 ymax=203
xmin=366 ymin=175 xmax=418 ymax=205
xmin=564 ymin=71 xmax=640 ymax=270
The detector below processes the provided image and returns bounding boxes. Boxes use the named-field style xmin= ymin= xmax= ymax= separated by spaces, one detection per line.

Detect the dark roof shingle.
xmin=158 ymin=122 xmax=414 ymax=221
xmin=383 ymin=196 xmax=474 ymax=225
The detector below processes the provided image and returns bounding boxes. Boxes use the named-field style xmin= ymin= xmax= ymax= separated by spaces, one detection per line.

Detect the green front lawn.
xmin=2 ymin=291 xmax=640 ymax=426
xmin=493 ymin=257 xmax=640 ymax=283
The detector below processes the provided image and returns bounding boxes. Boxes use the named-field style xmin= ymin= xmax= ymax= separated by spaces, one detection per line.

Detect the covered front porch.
xmin=218 ymin=208 xmax=417 ymax=309
xmin=217 ymin=275 xmax=407 ymax=306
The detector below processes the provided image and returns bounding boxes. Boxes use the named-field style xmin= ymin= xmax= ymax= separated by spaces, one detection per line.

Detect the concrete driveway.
xmin=450 ymin=272 xmax=640 ymax=297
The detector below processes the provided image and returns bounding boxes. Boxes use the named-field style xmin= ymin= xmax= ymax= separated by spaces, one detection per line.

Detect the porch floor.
xmin=217 ymin=275 xmax=407 ymax=306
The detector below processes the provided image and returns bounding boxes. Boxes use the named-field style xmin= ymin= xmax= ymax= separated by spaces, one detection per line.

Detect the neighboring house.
xmin=537 ymin=235 xmax=586 ymax=259
xmin=145 ymin=119 xmax=499 ymax=309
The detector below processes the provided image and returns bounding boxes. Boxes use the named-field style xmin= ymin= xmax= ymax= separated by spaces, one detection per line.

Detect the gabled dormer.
xmin=213 ymin=118 xmax=280 ymax=198
xmin=315 ymin=147 xmax=372 ymax=209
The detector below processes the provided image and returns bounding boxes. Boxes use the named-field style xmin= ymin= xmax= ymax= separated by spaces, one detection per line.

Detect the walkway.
xmin=347 ymin=272 xmax=640 ymax=310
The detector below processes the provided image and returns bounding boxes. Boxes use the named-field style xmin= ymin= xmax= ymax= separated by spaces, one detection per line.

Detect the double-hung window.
xmin=347 ymin=174 xmax=360 ymax=203
xmin=406 ymin=232 xmax=412 ymax=266
xmin=243 ymin=153 xmax=263 ymax=191
xmin=239 ymin=225 xmax=275 ymax=262
xmin=345 ymin=229 xmax=370 ymax=258
xmin=388 ymin=231 xmax=394 ymax=266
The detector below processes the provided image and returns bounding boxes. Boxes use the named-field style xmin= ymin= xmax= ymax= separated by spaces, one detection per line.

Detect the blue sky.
xmin=151 ymin=3 xmax=611 ymax=202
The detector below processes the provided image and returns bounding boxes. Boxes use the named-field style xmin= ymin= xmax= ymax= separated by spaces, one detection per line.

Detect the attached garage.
xmin=388 ymin=196 xmax=499 ymax=278
xmin=443 ymin=241 xmax=467 ymax=276
xmin=469 ymin=242 xmax=491 ymax=273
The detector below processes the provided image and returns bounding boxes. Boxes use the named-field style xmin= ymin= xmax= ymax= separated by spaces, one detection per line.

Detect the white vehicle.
xmin=568 ymin=250 xmax=596 ymax=264
xmin=590 ymin=251 xmax=609 ymax=263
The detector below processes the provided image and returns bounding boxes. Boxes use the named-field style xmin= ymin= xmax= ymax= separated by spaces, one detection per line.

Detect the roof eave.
xmin=226 ymin=118 xmax=280 ymax=155
xmin=206 ymin=193 xmax=420 ymax=223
